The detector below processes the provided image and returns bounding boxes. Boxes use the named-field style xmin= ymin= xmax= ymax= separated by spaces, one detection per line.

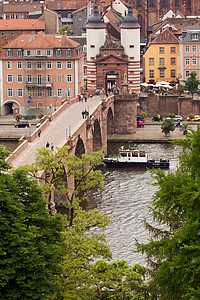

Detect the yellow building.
xmin=143 ymin=29 xmax=179 ymax=85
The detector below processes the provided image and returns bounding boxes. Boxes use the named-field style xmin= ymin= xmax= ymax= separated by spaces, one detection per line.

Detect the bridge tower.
xmin=120 ymin=1 xmax=141 ymax=94
xmin=86 ymin=0 xmax=106 ymax=93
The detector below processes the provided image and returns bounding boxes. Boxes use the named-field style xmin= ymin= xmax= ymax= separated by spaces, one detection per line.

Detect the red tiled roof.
xmin=107 ymin=20 xmax=120 ymax=33
xmin=151 ymin=28 xmax=179 ymax=44
xmin=46 ymin=0 xmax=87 ymax=11
xmin=0 ymin=19 xmax=45 ymax=31
xmin=3 ymin=31 xmax=80 ymax=49
xmin=72 ymin=5 xmax=87 ymax=15
xmin=3 ymin=3 xmax=44 ymax=13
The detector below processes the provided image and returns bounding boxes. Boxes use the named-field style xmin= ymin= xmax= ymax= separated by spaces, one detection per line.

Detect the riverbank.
xmin=107 ymin=128 xmax=186 ymax=143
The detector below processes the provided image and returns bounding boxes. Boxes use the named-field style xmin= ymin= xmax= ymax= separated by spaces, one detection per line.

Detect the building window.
xmin=185 ymin=58 xmax=190 ymax=65
xmin=56 ymin=62 xmax=62 ymax=69
xmin=90 ymin=57 xmax=95 ymax=60
xmin=191 ymin=33 xmax=198 ymax=41
xmin=159 ymin=47 xmax=164 ymax=54
xmin=66 ymin=74 xmax=72 ymax=82
xmin=47 ymin=88 xmax=53 ymax=97
xmin=162 ymin=0 xmax=168 ymax=7
xmin=67 ymin=61 xmax=72 ymax=69
xmin=46 ymin=50 xmax=52 ymax=56
xmin=90 ymin=45 xmax=95 ymax=48
xmin=192 ymin=45 xmax=197 ymax=52
xmin=137 ymin=0 xmax=142 ymax=7
xmin=192 ymin=57 xmax=197 ymax=65
xmin=116 ymin=51 xmax=120 ymax=56
xmin=57 ymin=74 xmax=62 ymax=83
xmin=160 ymin=69 xmax=165 ymax=77
xmin=27 ymin=75 xmax=32 ymax=83
xmin=17 ymin=89 xmax=23 ymax=97
xmin=37 ymin=62 xmax=42 ymax=69
xmin=149 ymin=58 xmax=154 ymax=65
xmin=57 ymin=89 xmax=63 ymax=97
xmin=17 ymin=62 xmax=22 ymax=69
xmin=26 ymin=50 xmax=32 ymax=56
xmin=7 ymin=75 xmax=13 ymax=83
xmin=46 ymin=62 xmax=52 ymax=69
xmin=37 ymin=89 xmax=43 ymax=97
xmin=171 ymin=47 xmax=176 ymax=53
xmin=46 ymin=75 xmax=52 ymax=83
xmin=104 ymin=52 xmax=107 ymax=56
xmin=66 ymin=49 xmax=73 ymax=57
xmin=17 ymin=75 xmax=23 ymax=82
xmin=175 ymin=0 xmax=180 ymax=5
xmin=36 ymin=50 xmax=42 ymax=56
xmin=6 ymin=62 xmax=12 ymax=69
xmin=11 ymin=14 xmax=14 ymax=19
xmin=149 ymin=0 xmax=155 ymax=7
xmin=185 ymin=45 xmax=190 ymax=53
xmin=171 ymin=58 xmax=176 ymax=65
xmin=7 ymin=89 xmax=13 ymax=97
xmin=55 ymin=49 xmax=63 ymax=57
xmin=16 ymin=49 xmax=23 ymax=57
xmin=2 ymin=32 xmax=5 ymax=36
xmin=6 ymin=49 xmax=13 ymax=57
xmin=26 ymin=62 xmax=32 ymax=69
xmin=66 ymin=88 xmax=72 ymax=97
xmin=149 ymin=70 xmax=154 ymax=78
xmin=160 ymin=58 xmax=165 ymax=65
xmin=171 ymin=70 xmax=176 ymax=77
xmin=185 ymin=70 xmax=190 ymax=78
xmin=129 ymin=45 xmax=134 ymax=48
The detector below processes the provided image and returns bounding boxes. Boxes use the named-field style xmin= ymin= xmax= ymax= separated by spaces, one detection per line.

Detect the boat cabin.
xmin=118 ymin=147 xmax=148 ymax=163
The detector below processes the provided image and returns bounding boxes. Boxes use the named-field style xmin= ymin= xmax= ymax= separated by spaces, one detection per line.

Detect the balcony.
xmin=26 ymin=82 xmax=53 ymax=88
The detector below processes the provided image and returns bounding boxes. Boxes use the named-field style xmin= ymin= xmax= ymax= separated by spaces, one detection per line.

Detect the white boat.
xmin=103 ymin=146 xmax=170 ymax=169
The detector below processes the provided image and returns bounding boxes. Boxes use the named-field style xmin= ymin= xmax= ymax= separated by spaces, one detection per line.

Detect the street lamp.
xmin=54 ymin=94 xmax=57 ymax=111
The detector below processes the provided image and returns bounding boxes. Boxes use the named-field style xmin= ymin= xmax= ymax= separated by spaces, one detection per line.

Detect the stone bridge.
xmin=8 ymin=93 xmax=137 ymax=168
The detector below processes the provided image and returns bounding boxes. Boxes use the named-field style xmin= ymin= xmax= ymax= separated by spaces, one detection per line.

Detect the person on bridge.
xmin=50 ymin=143 xmax=54 ymax=152
xmin=46 ymin=141 xmax=50 ymax=149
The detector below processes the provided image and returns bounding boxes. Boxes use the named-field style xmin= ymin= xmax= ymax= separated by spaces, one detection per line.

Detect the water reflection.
xmin=89 ymin=143 xmax=181 ymax=266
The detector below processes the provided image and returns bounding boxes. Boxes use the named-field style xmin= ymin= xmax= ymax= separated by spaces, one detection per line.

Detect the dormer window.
xmin=104 ymin=52 xmax=107 ymax=56
xmin=16 ymin=49 xmax=23 ymax=57
xmin=6 ymin=49 xmax=13 ymax=57
xmin=36 ymin=50 xmax=42 ymax=56
xmin=55 ymin=49 xmax=63 ymax=57
xmin=191 ymin=33 xmax=198 ymax=41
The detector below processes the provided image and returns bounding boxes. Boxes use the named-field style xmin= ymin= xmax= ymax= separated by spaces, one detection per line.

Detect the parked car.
xmin=152 ymin=115 xmax=162 ymax=121
xmin=14 ymin=121 xmax=29 ymax=128
xmin=187 ymin=115 xmax=200 ymax=121
xmin=173 ymin=115 xmax=183 ymax=122
xmin=137 ymin=120 xmax=144 ymax=128
xmin=137 ymin=115 xmax=143 ymax=121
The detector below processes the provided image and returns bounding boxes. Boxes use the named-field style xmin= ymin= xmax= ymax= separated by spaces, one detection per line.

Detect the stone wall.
xmin=114 ymin=93 xmax=137 ymax=134
xmin=138 ymin=94 xmax=200 ymax=118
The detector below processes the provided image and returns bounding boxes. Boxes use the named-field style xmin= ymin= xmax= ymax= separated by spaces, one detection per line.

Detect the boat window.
xmin=128 ymin=153 xmax=131 ymax=157
xmin=132 ymin=152 xmax=138 ymax=157
xmin=140 ymin=152 xmax=146 ymax=157
xmin=121 ymin=153 xmax=127 ymax=157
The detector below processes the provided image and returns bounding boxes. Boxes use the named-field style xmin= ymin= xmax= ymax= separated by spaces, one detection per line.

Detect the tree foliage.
xmin=58 ymin=25 xmax=72 ymax=35
xmin=0 ymin=146 xmax=65 ymax=300
xmin=184 ymin=71 xmax=199 ymax=98
xmin=26 ymin=146 xmax=104 ymax=222
xmin=161 ymin=118 xmax=175 ymax=135
xmin=137 ymin=125 xmax=200 ymax=299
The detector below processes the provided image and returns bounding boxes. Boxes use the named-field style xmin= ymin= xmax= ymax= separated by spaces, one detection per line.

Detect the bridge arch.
xmin=75 ymin=136 xmax=85 ymax=157
xmin=2 ymin=100 xmax=20 ymax=116
xmin=93 ymin=119 xmax=102 ymax=152
xmin=107 ymin=107 xmax=115 ymax=134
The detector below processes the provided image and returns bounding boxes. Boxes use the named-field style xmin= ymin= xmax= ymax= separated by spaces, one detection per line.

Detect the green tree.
xmin=0 ymin=146 xmax=65 ymax=300
xmin=161 ymin=118 xmax=175 ymax=136
xmin=58 ymin=25 xmax=72 ymax=35
xmin=184 ymin=71 xmax=199 ymax=98
xmin=27 ymin=146 xmax=104 ymax=221
xmin=137 ymin=126 xmax=200 ymax=299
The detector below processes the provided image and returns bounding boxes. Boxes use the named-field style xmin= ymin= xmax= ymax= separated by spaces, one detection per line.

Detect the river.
xmin=89 ymin=142 xmax=181 ymax=266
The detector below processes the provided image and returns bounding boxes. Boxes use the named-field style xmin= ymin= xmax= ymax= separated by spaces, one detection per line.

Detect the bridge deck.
xmin=11 ymin=96 xmax=102 ymax=168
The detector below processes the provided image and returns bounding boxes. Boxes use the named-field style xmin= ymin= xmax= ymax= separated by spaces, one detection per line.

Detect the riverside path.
xmin=11 ymin=96 xmax=102 ymax=168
